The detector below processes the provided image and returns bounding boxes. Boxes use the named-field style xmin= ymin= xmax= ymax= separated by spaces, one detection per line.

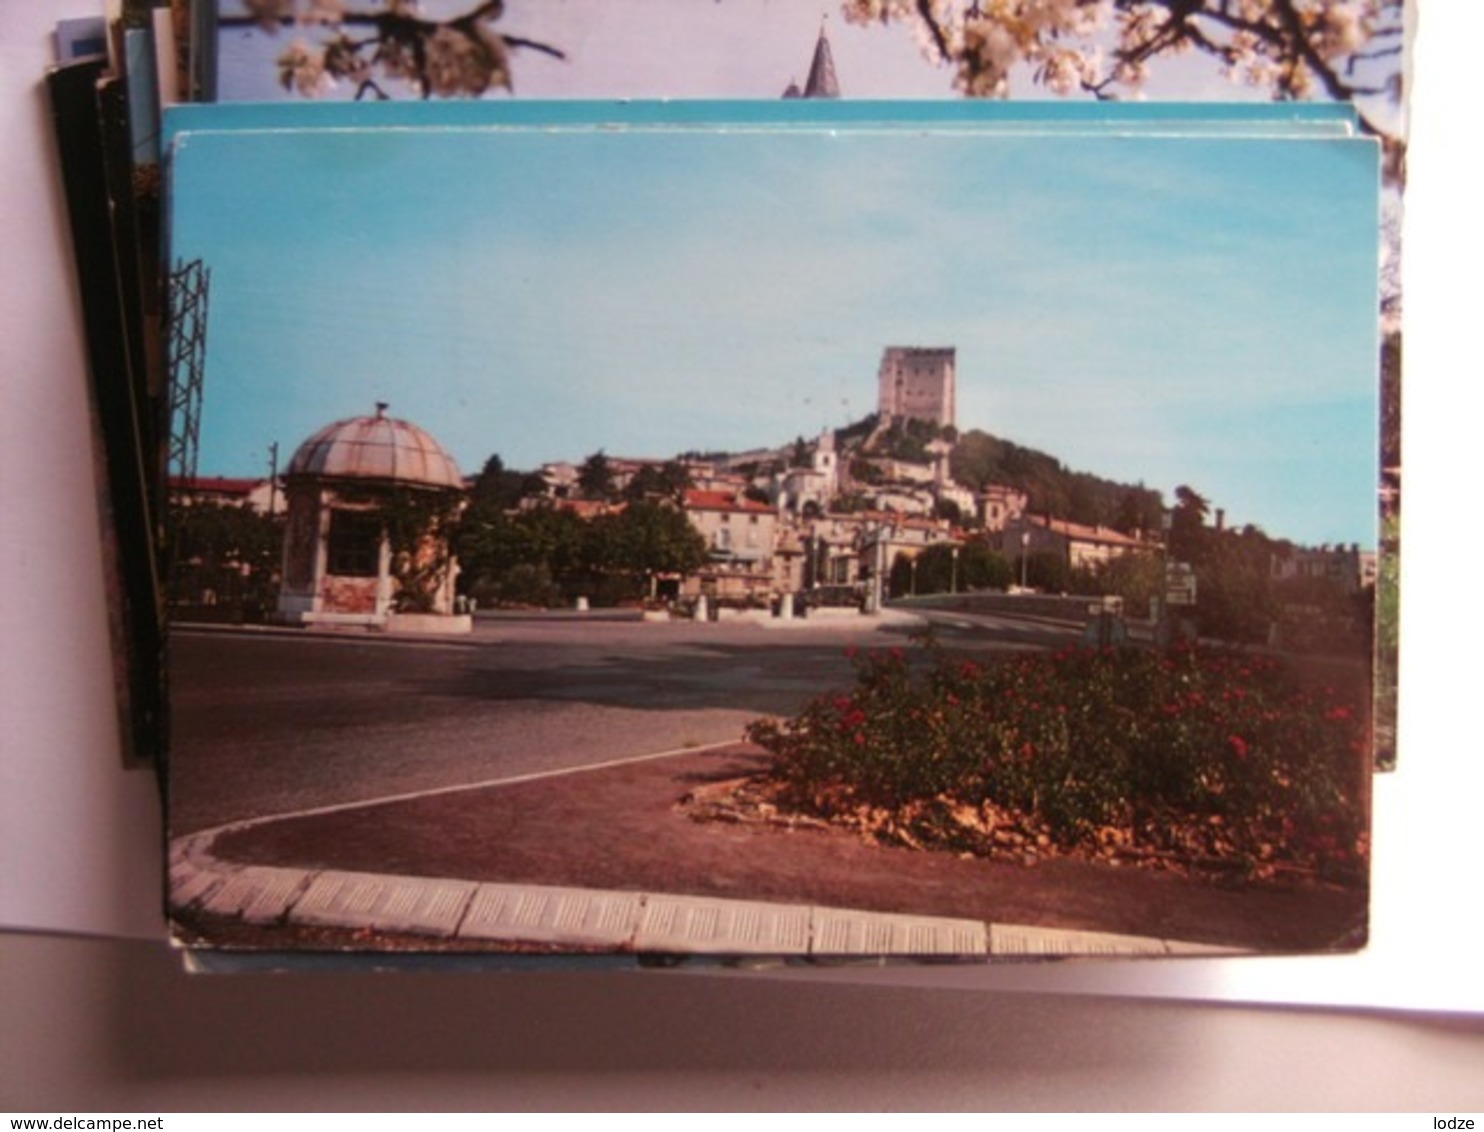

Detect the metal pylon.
xmin=166 ymin=258 xmax=210 ymax=486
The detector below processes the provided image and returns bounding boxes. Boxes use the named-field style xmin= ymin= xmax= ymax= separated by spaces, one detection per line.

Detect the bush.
xmin=746 ymin=641 xmax=1369 ymax=880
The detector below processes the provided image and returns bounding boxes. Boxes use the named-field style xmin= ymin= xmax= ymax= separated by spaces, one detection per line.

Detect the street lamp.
xmin=1019 ymin=529 xmax=1030 ymax=590
xmin=1157 ymin=507 xmax=1173 ymax=649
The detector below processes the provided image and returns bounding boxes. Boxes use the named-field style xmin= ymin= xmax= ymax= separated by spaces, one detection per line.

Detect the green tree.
xmin=1195 ymin=524 xmax=1280 ymax=643
xmin=382 ymin=486 xmax=464 ymax=613
xmin=1169 ymin=484 xmax=1210 ymax=564
xmin=958 ymin=541 xmax=1013 ymax=591
xmin=933 ymin=497 xmax=963 ymax=525
xmin=168 ymin=500 xmax=283 ymax=616
xmin=889 ymin=552 xmax=916 ymax=598
xmin=457 ymin=503 xmax=589 ymax=605
xmin=913 ymin=544 xmax=958 ymax=595
xmin=948 ymin=428 xmax=1004 ymax=492
xmin=577 ymin=450 xmax=617 ymax=501
xmin=1078 ymin=552 xmax=1163 ymax=619
xmin=471 ymin=453 xmax=543 ymax=512
xmin=1114 ymin=487 xmax=1165 ymax=537
xmin=623 ymin=460 xmax=692 ymax=503
xmin=587 ymin=502 xmax=707 ymax=578
xmin=1024 ymin=550 xmax=1072 ymax=594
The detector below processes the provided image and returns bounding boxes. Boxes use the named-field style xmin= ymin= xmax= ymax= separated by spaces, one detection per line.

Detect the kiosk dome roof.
xmin=286 ymin=404 xmax=463 ymax=489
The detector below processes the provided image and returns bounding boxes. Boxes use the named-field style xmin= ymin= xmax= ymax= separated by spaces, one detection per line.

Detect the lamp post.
xmin=864 ymin=522 xmax=885 ymax=614
xmin=1157 ymin=507 xmax=1173 ymax=649
xmin=1019 ymin=529 xmax=1030 ymax=590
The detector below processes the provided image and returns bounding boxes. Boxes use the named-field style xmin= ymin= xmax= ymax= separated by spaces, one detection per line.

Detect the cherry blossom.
xmin=842 ymin=0 xmax=1404 ymax=181
xmin=222 ymin=0 xmax=562 ymax=101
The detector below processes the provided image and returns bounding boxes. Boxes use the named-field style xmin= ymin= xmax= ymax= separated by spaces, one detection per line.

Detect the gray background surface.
xmin=4 ymin=0 xmax=1482 ymax=1110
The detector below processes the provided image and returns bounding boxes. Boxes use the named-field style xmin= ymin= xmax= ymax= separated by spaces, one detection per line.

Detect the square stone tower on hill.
xmin=877 ymin=346 xmax=956 ymax=430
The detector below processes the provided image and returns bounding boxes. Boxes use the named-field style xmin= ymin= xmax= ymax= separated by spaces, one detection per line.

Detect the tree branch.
xmin=915 ymin=0 xmax=954 ymax=64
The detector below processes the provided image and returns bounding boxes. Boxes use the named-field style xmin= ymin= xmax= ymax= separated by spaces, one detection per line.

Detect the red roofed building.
xmin=681 ymin=487 xmax=781 ymax=602
xmin=170 ymin=474 xmax=282 ymax=514
xmin=991 ymin=514 xmax=1159 ymax=572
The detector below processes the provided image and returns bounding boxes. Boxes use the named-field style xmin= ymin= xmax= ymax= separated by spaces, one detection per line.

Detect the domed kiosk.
xmin=275 ymin=404 xmax=470 ymax=633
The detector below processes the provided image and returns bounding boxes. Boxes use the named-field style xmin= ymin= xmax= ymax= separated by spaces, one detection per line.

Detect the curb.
xmin=170 ymin=829 xmax=1244 ymax=960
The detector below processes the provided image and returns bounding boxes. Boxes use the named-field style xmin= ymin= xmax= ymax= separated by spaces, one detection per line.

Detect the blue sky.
xmin=169 ymin=119 xmax=1379 ymax=546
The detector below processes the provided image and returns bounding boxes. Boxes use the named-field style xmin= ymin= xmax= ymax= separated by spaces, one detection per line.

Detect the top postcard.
xmin=163 ymin=115 xmax=1380 ymax=963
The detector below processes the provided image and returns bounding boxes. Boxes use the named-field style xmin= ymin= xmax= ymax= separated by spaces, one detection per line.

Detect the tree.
xmin=1074 ymin=550 xmax=1162 ymax=617
xmin=1024 ymin=550 xmax=1072 ymax=593
xmin=1114 ymin=487 xmax=1164 ymax=536
xmin=1194 ymin=523 xmax=1280 ymax=643
xmin=576 ymin=449 xmax=617 ymax=501
xmin=844 ymin=0 xmax=1404 ymax=181
xmin=1380 ymin=328 xmax=1401 ymax=471
xmin=1168 ymin=483 xmax=1210 ymax=563
xmin=958 ymin=541 xmax=1013 ymax=590
xmin=382 ymin=486 xmax=463 ymax=612
xmin=471 ymin=453 xmax=543 ymax=512
xmin=623 ymin=460 xmax=692 ymax=503
xmin=948 ymin=428 xmax=1003 ymax=491
xmin=457 ymin=502 xmax=589 ymax=604
xmin=933 ymin=497 xmax=963 ymax=525
xmin=586 ymin=502 xmax=707 ymax=579
xmin=168 ymin=500 xmax=283 ymax=616
xmin=224 ymin=0 xmax=565 ymax=100
xmin=913 ymin=544 xmax=959 ymax=594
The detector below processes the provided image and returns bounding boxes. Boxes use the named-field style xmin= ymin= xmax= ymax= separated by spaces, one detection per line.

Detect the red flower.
xmin=1228 ymin=734 xmax=1249 ymax=760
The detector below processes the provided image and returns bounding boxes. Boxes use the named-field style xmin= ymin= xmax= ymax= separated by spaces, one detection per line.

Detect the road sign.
xmin=1165 ymin=561 xmax=1197 ymax=606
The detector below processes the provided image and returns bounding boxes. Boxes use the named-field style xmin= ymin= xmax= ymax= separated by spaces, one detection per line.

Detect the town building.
xmin=978 ymin=484 xmax=1029 ymax=531
xmin=169 ymin=474 xmax=282 ymax=514
xmin=275 ymin=404 xmax=470 ymax=633
xmin=681 ymin=487 xmax=781 ymax=603
xmin=990 ymin=514 xmax=1158 ymax=574
xmin=876 ymin=346 xmax=957 ymax=429
xmin=1271 ymin=543 xmax=1378 ymax=594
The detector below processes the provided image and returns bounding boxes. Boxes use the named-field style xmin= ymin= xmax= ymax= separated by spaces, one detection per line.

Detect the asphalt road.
xmin=168 ymin=608 xmax=1079 ymax=835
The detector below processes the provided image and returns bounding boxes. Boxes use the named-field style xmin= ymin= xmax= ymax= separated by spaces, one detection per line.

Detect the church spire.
xmin=783 ymin=16 xmax=841 ymax=99
xmin=803 ymin=17 xmax=840 ymax=98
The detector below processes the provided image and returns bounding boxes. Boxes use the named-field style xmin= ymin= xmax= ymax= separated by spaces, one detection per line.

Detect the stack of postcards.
xmin=46 ymin=0 xmax=1405 ymax=969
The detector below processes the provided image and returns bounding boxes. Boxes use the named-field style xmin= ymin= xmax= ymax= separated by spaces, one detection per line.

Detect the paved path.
xmin=168 ymin=742 xmax=1367 ymax=961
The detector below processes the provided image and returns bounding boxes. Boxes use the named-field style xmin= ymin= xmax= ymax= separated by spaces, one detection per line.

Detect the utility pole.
xmin=267 ymin=441 xmax=279 ymax=516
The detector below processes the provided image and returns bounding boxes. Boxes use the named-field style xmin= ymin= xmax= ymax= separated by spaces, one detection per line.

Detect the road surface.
xmin=169 ymin=608 xmax=1078 ymax=834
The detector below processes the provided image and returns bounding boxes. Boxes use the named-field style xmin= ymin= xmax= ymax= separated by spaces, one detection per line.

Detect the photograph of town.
xmin=164 ymin=115 xmax=1381 ymax=960
xmin=201 ymin=0 xmax=1405 ymax=771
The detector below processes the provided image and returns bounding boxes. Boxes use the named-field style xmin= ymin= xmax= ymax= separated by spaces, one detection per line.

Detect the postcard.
xmin=164 ymin=113 xmax=1379 ymax=961
xmin=201 ymin=0 xmax=1407 ymax=773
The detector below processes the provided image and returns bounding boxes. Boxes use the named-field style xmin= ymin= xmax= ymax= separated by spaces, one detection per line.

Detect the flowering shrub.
xmin=746 ymin=642 xmax=1369 ymax=882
